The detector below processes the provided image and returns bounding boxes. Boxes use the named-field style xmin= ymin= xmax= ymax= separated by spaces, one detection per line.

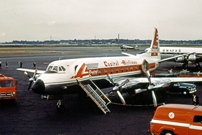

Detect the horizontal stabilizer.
xmin=121 ymin=52 xmax=136 ymax=57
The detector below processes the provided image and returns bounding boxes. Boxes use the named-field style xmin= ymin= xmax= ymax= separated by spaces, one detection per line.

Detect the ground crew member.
xmin=19 ymin=60 xmax=23 ymax=68
xmin=192 ymin=93 xmax=199 ymax=106
xmin=5 ymin=60 xmax=8 ymax=67
xmin=33 ymin=61 xmax=36 ymax=68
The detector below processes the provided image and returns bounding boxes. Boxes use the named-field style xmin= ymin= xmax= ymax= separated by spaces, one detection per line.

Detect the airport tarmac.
xmin=0 ymin=47 xmax=201 ymax=135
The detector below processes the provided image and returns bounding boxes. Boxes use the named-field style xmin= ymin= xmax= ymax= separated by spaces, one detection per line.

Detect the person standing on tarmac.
xmin=192 ymin=93 xmax=199 ymax=106
xmin=33 ymin=61 xmax=36 ymax=68
xmin=5 ymin=60 xmax=8 ymax=67
xmin=19 ymin=60 xmax=23 ymax=68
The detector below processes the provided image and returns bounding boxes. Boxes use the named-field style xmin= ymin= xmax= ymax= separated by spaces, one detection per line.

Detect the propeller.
xmin=141 ymin=59 xmax=158 ymax=107
xmin=107 ymin=74 xmax=129 ymax=105
xmin=23 ymin=68 xmax=38 ymax=91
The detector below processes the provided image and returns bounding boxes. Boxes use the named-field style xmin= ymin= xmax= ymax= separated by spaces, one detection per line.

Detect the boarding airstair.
xmin=77 ymin=79 xmax=111 ymax=114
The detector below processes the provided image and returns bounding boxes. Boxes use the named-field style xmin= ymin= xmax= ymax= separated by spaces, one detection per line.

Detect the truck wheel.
xmin=161 ymin=130 xmax=175 ymax=135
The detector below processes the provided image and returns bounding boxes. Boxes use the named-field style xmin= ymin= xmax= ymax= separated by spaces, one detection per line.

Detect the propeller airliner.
xmin=17 ymin=28 xmax=199 ymax=114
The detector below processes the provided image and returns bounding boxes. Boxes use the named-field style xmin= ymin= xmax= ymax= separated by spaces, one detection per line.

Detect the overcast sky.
xmin=1 ymin=0 xmax=202 ymax=42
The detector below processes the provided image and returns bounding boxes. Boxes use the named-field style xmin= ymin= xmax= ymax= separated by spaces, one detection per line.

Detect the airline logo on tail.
xmin=151 ymin=28 xmax=159 ymax=56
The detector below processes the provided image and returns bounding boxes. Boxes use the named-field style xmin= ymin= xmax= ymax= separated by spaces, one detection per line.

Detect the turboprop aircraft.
xmin=159 ymin=47 xmax=202 ymax=69
xmin=120 ymin=45 xmax=138 ymax=51
xmin=17 ymin=28 xmax=194 ymax=114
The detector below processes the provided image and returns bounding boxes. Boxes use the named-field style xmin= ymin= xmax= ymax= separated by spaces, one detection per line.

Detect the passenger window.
xmin=98 ymin=69 xmax=101 ymax=75
xmin=104 ymin=68 xmax=107 ymax=74
xmin=135 ymin=65 xmax=137 ymax=70
xmin=121 ymin=67 xmax=124 ymax=72
xmin=130 ymin=66 xmax=133 ymax=71
xmin=193 ymin=116 xmax=202 ymax=123
xmin=126 ymin=66 xmax=128 ymax=72
xmin=116 ymin=67 xmax=118 ymax=73
xmin=110 ymin=68 xmax=113 ymax=74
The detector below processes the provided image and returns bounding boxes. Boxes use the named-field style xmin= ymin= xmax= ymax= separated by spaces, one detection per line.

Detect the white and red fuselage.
xmin=31 ymin=28 xmax=161 ymax=95
xmin=32 ymin=54 xmax=159 ymax=94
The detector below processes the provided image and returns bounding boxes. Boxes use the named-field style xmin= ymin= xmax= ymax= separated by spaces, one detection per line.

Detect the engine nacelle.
xmin=176 ymin=56 xmax=185 ymax=62
xmin=187 ymin=54 xmax=196 ymax=61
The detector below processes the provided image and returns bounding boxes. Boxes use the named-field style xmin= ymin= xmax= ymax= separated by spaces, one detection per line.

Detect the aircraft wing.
xmin=159 ymin=52 xmax=195 ymax=63
xmin=108 ymin=76 xmax=202 ymax=90
xmin=16 ymin=68 xmax=45 ymax=74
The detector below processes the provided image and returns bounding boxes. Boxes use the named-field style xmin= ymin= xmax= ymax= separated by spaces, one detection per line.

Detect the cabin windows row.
xmin=97 ymin=65 xmax=139 ymax=75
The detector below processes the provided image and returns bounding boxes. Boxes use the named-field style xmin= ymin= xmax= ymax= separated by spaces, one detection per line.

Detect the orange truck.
xmin=0 ymin=74 xmax=17 ymax=100
xmin=150 ymin=104 xmax=202 ymax=135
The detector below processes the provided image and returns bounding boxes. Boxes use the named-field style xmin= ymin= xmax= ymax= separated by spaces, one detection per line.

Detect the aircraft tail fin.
xmin=150 ymin=28 xmax=159 ymax=50
xmin=144 ymin=28 xmax=160 ymax=58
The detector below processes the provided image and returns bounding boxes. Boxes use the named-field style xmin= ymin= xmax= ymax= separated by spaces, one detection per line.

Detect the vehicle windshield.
xmin=0 ymin=80 xmax=14 ymax=87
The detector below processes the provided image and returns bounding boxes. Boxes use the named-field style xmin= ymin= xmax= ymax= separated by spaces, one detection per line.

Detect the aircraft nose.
xmin=32 ymin=79 xmax=45 ymax=94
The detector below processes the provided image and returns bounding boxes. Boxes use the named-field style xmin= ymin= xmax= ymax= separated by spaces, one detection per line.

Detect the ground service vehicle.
xmin=150 ymin=104 xmax=202 ymax=135
xmin=166 ymin=83 xmax=196 ymax=95
xmin=0 ymin=74 xmax=17 ymax=100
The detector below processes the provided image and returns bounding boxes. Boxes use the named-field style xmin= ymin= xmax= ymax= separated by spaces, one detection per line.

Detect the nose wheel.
xmin=56 ymin=100 xmax=65 ymax=112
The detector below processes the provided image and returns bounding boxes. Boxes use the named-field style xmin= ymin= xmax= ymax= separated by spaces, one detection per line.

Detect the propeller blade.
xmin=27 ymin=81 xmax=33 ymax=91
xmin=107 ymin=74 xmax=115 ymax=85
xmin=119 ymin=79 xmax=130 ymax=87
xmin=151 ymin=90 xmax=157 ymax=107
xmin=112 ymin=78 xmax=129 ymax=91
xmin=23 ymin=71 xmax=30 ymax=78
xmin=134 ymin=88 xmax=147 ymax=94
xmin=116 ymin=91 xmax=126 ymax=105
xmin=106 ymin=74 xmax=128 ymax=105
xmin=142 ymin=59 xmax=150 ymax=73
xmin=33 ymin=68 xmax=38 ymax=80
xmin=145 ymin=70 xmax=152 ymax=84
xmin=142 ymin=59 xmax=153 ymax=85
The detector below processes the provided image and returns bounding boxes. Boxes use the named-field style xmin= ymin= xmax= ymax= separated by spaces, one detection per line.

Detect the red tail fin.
xmin=151 ymin=28 xmax=159 ymax=56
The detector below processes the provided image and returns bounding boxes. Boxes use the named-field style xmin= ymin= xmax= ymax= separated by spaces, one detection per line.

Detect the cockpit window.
xmin=61 ymin=66 xmax=66 ymax=71
xmin=59 ymin=67 xmax=62 ymax=71
xmin=52 ymin=66 xmax=58 ymax=72
xmin=47 ymin=66 xmax=53 ymax=71
xmin=46 ymin=65 xmax=66 ymax=73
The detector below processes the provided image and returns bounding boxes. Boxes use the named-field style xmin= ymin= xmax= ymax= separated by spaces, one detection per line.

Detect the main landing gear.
xmin=56 ymin=99 xmax=65 ymax=112
xmin=41 ymin=95 xmax=65 ymax=112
